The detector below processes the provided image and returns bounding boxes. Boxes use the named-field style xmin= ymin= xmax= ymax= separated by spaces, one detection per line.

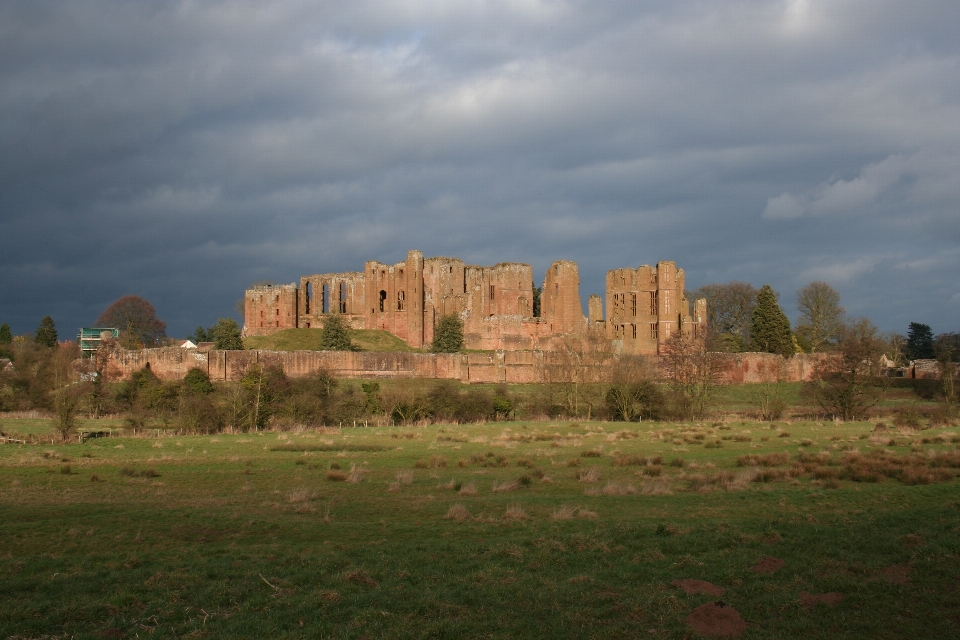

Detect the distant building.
xmin=77 ymin=327 xmax=120 ymax=358
xmin=243 ymin=250 xmax=706 ymax=355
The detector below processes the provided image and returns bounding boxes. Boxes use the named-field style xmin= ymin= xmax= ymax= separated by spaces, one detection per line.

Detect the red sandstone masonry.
xmin=108 ymin=348 xmax=826 ymax=385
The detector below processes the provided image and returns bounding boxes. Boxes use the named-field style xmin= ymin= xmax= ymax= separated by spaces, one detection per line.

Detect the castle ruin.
xmin=244 ymin=250 xmax=705 ymax=355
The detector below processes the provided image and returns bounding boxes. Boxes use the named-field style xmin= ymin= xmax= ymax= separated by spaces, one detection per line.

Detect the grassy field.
xmin=243 ymin=328 xmax=418 ymax=353
xmin=2 ymin=417 xmax=960 ymax=638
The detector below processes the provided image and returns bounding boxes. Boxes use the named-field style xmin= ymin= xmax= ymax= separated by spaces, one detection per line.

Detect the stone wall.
xmin=108 ymin=347 xmax=828 ymax=386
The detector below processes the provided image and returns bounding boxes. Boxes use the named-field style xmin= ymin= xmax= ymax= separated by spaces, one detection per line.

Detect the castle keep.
xmin=244 ymin=250 xmax=705 ymax=355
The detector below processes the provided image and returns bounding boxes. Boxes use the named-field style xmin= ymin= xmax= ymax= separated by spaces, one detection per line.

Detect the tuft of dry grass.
xmin=445 ymin=503 xmax=472 ymax=522
xmin=395 ymin=469 xmax=414 ymax=485
xmin=341 ymin=569 xmax=378 ymax=587
xmin=575 ymin=467 xmax=601 ymax=483
xmin=550 ymin=504 xmax=597 ymax=520
xmin=640 ymin=479 xmax=673 ymax=495
xmin=458 ymin=481 xmax=477 ymax=496
xmin=286 ymin=486 xmax=317 ymax=503
xmin=737 ymin=452 xmax=790 ymax=467
xmin=503 ymin=504 xmax=529 ymax=520
xmin=588 ymin=482 xmax=636 ymax=496
xmin=346 ymin=464 xmax=366 ymax=483
xmin=492 ymin=479 xmax=520 ymax=492
xmin=326 ymin=470 xmax=347 ymax=482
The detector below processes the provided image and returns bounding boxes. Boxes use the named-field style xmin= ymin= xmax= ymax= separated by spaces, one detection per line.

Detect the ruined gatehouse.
xmin=243 ymin=250 xmax=706 ymax=355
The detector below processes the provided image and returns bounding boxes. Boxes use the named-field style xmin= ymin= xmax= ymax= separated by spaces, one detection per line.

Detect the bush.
xmin=183 ymin=367 xmax=214 ymax=394
xmin=431 ymin=314 xmax=464 ymax=353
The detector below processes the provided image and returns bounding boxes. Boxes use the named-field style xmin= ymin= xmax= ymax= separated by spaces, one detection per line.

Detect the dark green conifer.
xmin=320 ymin=315 xmax=356 ymax=351
xmin=431 ymin=314 xmax=464 ymax=353
xmin=749 ymin=285 xmax=793 ymax=357
xmin=34 ymin=316 xmax=58 ymax=347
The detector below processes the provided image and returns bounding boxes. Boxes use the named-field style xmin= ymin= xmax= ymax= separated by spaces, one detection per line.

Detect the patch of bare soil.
xmin=673 ymin=579 xmax=726 ymax=597
xmin=882 ymin=565 xmax=912 ymax=585
xmin=799 ymin=591 xmax=844 ymax=609
xmin=749 ymin=556 xmax=785 ymax=574
xmin=684 ymin=601 xmax=747 ymax=637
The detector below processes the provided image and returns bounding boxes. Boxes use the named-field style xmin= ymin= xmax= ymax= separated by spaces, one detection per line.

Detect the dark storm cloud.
xmin=1 ymin=0 xmax=958 ymax=337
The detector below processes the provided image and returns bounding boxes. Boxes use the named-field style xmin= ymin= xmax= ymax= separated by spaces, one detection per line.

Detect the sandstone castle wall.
xmin=243 ymin=249 xmax=706 ymax=355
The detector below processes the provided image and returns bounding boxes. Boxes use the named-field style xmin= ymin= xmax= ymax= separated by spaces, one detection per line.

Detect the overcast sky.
xmin=2 ymin=1 xmax=958 ymax=339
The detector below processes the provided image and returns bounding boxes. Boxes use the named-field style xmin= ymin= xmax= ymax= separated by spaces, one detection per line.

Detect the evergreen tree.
xmin=906 ymin=322 xmax=935 ymax=360
xmin=35 ymin=316 xmax=58 ymax=347
xmin=431 ymin=314 xmax=464 ymax=353
xmin=189 ymin=326 xmax=211 ymax=343
xmin=320 ymin=315 xmax=356 ymax=351
xmin=0 ymin=323 xmax=11 ymax=344
xmin=749 ymin=285 xmax=793 ymax=357
xmin=211 ymin=318 xmax=244 ymax=350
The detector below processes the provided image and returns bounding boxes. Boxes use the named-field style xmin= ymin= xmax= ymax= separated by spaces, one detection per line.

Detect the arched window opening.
xmin=397 ymin=290 xmax=405 ymax=311
xmin=339 ymin=282 xmax=347 ymax=313
xmin=305 ymin=282 xmax=312 ymax=314
xmin=379 ymin=290 xmax=386 ymax=312
xmin=322 ymin=283 xmax=329 ymax=314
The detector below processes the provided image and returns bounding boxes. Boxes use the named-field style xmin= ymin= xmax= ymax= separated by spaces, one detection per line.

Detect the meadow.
xmin=2 ymin=414 xmax=959 ymax=638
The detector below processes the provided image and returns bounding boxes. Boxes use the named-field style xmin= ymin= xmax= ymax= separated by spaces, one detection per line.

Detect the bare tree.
xmin=605 ymin=354 xmax=662 ymax=421
xmin=804 ymin=317 xmax=886 ymax=420
xmin=691 ymin=282 xmax=758 ymax=352
xmin=795 ymin=281 xmax=845 ymax=352
xmin=659 ymin=332 xmax=719 ymax=421
xmin=753 ymin=355 xmax=789 ymax=421
xmin=543 ymin=333 xmax=612 ymax=419
xmin=49 ymin=343 xmax=82 ymax=441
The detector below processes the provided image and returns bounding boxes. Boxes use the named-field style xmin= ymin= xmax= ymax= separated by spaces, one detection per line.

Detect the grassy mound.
xmin=243 ymin=328 xmax=418 ymax=352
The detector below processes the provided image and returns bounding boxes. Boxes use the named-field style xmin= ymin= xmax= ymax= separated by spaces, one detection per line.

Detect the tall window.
xmin=339 ymin=282 xmax=347 ymax=313
xmin=305 ymin=282 xmax=312 ymax=314
xmin=649 ymin=291 xmax=658 ymax=315
xmin=379 ymin=290 xmax=386 ymax=312
xmin=631 ymin=293 xmax=637 ymax=316
xmin=397 ymin=290 xmax=405 ymax=311
xmin=650 ymin=323 xmax=658 ymax=339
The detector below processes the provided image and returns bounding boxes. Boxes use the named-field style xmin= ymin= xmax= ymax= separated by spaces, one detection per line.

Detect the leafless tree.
xmin=804 ymin=317 xmax=886 ymax=420
xmin=795 ymin=281 xmax=845 ymax=352
xmin=659 ymin=331 xmax=720 ymax=421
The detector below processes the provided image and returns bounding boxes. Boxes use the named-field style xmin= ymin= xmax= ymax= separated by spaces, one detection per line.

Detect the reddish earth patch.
xmin=750 ymin=556 xmax=785 ymax=574
xmin=673 ymin=579 xmax=726 ymax=597
xmin=800 ymin=591 xmax=844 ymax=609
xmin=882 ymin=565 xmax=912 ymax=585
xmin=684 ymin=601 xmax=747 ymax=637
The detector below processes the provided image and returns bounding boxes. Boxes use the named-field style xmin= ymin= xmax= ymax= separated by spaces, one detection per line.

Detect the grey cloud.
xmin=1 ymin=0 xmax=959 ymax=336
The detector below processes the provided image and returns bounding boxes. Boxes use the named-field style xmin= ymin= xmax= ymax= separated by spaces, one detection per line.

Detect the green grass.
xmin=243 ymin=328 xmax=418 ymax=352
xmin=2 ymin=418 xmax=960 ymax=638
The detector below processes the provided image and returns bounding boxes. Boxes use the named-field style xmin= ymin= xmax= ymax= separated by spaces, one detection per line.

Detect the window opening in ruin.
xmin=651 ymin=272 xmax=657 ymax=285
xmin=631 ymin=293 xmax=637 ymax=316
xmin=450 ymin=266 xmax=453 ymax=274
xmin=489 ymin=285 xmax=495 ymax=301
xmin=650 ymin=291 xmax=658 ymax=315
xmin=379 ymin=290 xmax=386 ymax=312
xmin=663 ymin=322 xmax=671 ymax=338
xmin=276 ymin=309 xmax=279 ymax=316
xmin=322 ymin=283 xmax=329 ymax=314
xmin=305 ymin=282 xmax=312 ymax=314
xmin=306 ymin=322 xmax=310 ymax=328
xmin=664 ymin=291 xmax=671 ymax=314
xmin=397 ymin=290 xmax=405 ymax=311
xmin=650 ymin=323 xmax=658 ymax=339
xmin=632 ymin=324 xmax=637 ymax=339
xmin=399 ymin=269 xmax=403 ymax=276
xmin=339 ymin=282 xmax=347 ymax=313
